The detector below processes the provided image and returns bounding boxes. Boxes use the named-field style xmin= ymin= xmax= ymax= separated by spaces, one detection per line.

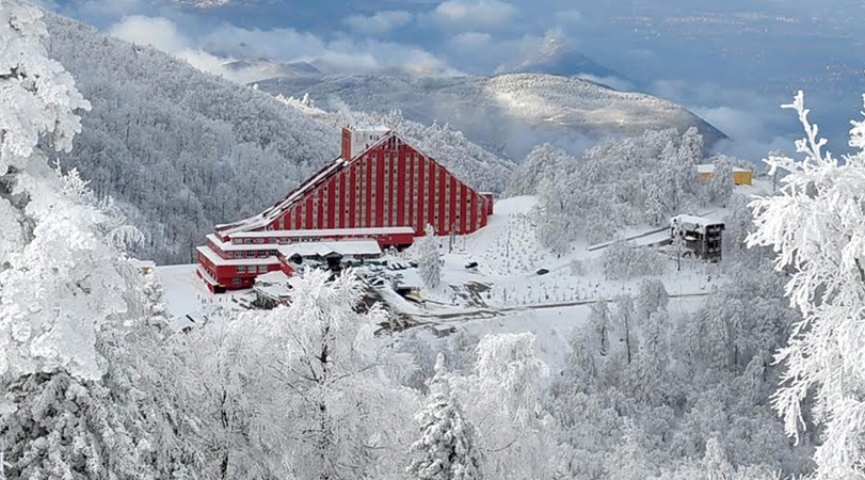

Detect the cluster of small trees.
xmin=515 ymin=128 xmax=739 ymax=253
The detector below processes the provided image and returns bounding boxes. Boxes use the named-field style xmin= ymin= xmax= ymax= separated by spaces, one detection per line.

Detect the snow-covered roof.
xmin=278 ymin=242 xmax=338 ymax=259
xmin=230 ymin=226 xmax=414 ymax=239
xmin=254 ymin=284 xmax=293 ymax=302
xmin=670 ymin=214 xmax=722 ymax=227
xmin=696 ymin=164 xmax=751 ymax=174
xmin=206 ymin=234 xmax=280 ymax=252
xmin=351 ymin=125 xmax=391 ymax=132
xmin=196 ymin=246 xmax=279 ymax=267
xmin=277 ymin=239 xmax=382 ymax=259
xmin=329 ymin=239 xmax=383 ymax=256
xmin=129 ymin=258 xmax=156 ymax=269
xmin=255 ymin=270 xmax=290 ymax=286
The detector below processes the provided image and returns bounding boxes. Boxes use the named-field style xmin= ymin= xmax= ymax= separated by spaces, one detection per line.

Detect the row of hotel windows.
xmin=236 ymin=265 xmax=270 ymax=274
xmin=221 ymin=250 xmax=277 ymax=259
xmin=280 ymin=179 xmax=478 ymax=232
xmin=230 ymin=237 xmax=322 ymax=245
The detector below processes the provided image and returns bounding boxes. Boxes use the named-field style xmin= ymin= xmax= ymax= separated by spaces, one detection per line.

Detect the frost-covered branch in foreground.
xmin=747 ymin=88 xmax=865 ymax=479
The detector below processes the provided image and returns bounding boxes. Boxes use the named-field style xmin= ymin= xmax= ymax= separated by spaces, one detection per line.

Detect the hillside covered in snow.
xmin=42 ymin=13 xmax=513 ymax=263
xmin=256 ymin=73 xmax=726 ymax=159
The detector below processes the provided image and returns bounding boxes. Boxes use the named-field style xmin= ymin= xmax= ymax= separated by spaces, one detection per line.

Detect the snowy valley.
xmin=2 ymin=1 xmax=864 ymax=480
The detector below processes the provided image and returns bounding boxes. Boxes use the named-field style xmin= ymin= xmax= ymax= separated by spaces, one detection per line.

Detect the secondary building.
xmin=196 ymin=126 xmax=493 ymax=292
xmin=670 ymin=214 xmax=725 ymax=261
xmin=696 ymin=164 xmax=753 ymax=186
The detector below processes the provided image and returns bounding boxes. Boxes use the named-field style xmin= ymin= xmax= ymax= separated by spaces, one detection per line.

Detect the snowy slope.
xmin=41 ymin=13 xmax=513 ymax=263
xmin=256 ymin=73 xmax=726 ymax=159
xmin=158 ymin=188 xmax=763 ymax=370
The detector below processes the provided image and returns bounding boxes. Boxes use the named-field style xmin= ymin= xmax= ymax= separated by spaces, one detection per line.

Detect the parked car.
xmin=536 ymin=268 xmax=550 ymax=276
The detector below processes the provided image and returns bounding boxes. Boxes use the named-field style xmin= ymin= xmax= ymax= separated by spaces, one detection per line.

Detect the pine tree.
xmin=409 ymin=353 xmax=482 ymax=480
xmin=417 ymin=223 xmax=442 ymax=290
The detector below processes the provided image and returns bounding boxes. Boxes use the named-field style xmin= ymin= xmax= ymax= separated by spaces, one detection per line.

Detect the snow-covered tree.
xmin=0 ymin=5 xmax=208 ymax=477
xmin=473 ymin=333 xmax=549 ymax=425
xmin=644 ymin=182 xmax=669 ymax=227
xmin=636 ymin=279 xmax=669 ymax=322
xmin=409 ymin=353 xmax=483 ymax=480
xmin=706 ymin=156 xmax=735 ymax=204
xmin=747 ymin=90 xmax=865 ymax=479
xmin=183 ymin=311 xmax=291 ymax=480
xmin=614 ymin=295 xmax=637 ymax=364
xmin=506 ymin=143 xmax=572 ymax=196
xmin=589 ymin=300 xmax=611 ymax=356
xmin=417 ymin=224 xmax=442 ymax=290
xmin=241 ymin=268 xmax=418 ymax=480
xmin=0 ymin=0 xmax=89 ymax=172
xmin=671 ymin=221 xmax=687 ymax=272
xmin=602 ymin=240 xmax=664 ymax=280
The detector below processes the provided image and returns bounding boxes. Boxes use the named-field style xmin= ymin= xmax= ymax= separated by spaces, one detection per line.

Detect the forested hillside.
xmin=279 ymin=95 xmax=515 ymax=193
xmin=41 ymin=14 xmax=514 ymax=263
xmin=42 ymin=14 xmax=337 ymax=262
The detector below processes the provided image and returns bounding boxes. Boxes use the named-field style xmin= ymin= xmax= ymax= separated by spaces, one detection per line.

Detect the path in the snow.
xmin=410 ymin=290 xmax=715 ymax=323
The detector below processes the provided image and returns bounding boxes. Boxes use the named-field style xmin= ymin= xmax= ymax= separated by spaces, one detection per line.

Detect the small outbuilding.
xmin=670 ymin=215 xmax=725 ymax=261
xmin=696 ymin=164 xmax=753 ymax=186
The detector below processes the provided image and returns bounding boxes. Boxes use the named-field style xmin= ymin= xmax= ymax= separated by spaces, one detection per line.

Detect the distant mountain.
xmin=42 ymin=13 xmax=513 ymax=263
xmin=224 ymin=59 xmax=322 ymax=78
xmin=496 ymin=31 xmax=624 ymax=82
xmin=256 ymin=73 xmax=726 ymax=159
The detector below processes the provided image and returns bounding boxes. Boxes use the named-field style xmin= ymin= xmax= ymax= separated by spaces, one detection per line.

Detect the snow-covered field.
xmin=156 ymin=185 xmax=767 ymax=368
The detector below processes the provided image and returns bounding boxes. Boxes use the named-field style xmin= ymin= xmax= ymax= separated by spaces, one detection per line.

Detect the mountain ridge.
xmin=255 ymin=73 xmax=726 ymax=159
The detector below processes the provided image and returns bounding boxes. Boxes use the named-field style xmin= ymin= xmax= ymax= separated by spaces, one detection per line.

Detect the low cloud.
xmin=109 ymin=15 xmax=189 ymax=52
xmin=107 ymin=15 xmax=458 ymax=82
xmin=431 ymin=0 xmax=518 ymax=31
xmin=109 ymin=15 xmax=267 ymax=82
xmin=647 ymin=79 xmax=802 ymax=161
xmin=343 ymin=10 xmax=413 ymax=35
xmin=447 ymin=31 xmax=492 ymax=50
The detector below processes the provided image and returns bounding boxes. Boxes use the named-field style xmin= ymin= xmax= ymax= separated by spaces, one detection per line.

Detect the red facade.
xmin=196 ymin=127 xmax=493 ymax=292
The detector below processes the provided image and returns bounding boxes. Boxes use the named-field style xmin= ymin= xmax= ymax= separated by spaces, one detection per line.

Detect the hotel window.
xmin=258 ymin=265 xmax=268 ymax=273
xmin=232 ymin=278 xmax=242 ymax=285
xmin=236 ymin=266 xmax=246 ymax=274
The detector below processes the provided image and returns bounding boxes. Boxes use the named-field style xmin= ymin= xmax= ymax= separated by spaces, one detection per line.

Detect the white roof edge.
xmin=670 ymin=214 xmax=723 ymax=226
xmin=206 ymin=234 xmax=281 ymax=251
xmin=696 ymin=164 xmax=752 ymax=174
xmin=196 ymin=245 xmax=280 ymax=267
xmin=229 ymin=227 xmax=414 ymax=239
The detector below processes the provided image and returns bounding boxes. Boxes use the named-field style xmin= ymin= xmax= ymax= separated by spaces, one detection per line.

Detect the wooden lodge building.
xmin=196 ymin=126 xmax=494 ymax=292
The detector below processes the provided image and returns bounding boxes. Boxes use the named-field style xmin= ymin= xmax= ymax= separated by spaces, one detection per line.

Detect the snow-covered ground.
xmin=156 ymin=264 xmax=249 ymax=320
xmin=157 ymin=182 xmax=767 ymax=369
